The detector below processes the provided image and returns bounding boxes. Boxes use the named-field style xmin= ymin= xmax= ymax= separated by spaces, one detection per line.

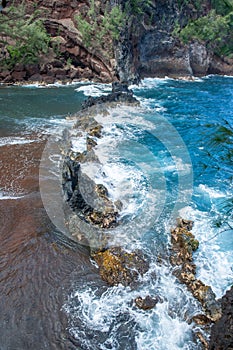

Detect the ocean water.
xmin=0 ymin=76 xmax=232 ymax=350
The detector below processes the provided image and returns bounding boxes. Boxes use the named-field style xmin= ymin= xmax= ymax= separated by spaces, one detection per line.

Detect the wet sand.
xmin=0 ymin=140 xmax=98 ymax=350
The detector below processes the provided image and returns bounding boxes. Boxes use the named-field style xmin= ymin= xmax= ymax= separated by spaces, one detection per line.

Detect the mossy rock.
xmin=92 ymin=247 xmax=149 ymax=287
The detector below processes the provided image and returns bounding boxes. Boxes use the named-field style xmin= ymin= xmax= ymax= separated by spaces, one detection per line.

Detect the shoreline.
xmin=0 ymin=73 xmax=233 ymax=89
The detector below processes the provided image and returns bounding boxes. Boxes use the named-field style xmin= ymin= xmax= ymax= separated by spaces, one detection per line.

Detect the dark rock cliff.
xmin=116 ymin=0 xmax=233 ymax=81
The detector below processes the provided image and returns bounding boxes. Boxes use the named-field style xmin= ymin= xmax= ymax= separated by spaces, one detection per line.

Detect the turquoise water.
xmin=0 ymin=77 xmax=232 ymax=349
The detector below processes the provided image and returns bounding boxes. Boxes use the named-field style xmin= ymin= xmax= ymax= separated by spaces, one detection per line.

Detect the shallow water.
xmin=0 ymin=77 xmax=232 ymax=349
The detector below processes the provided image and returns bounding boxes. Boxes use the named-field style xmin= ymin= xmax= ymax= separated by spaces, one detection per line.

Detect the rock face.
xmin=91 ymin=247 xmax=149 ymax=287
xmin=209 ymin=285 xmax=233 ymax=350
xmin=0 ymin=0 xmax=116 ymax=83
xmin=170 ymin=218 xmax=222 ymax=322
xmin=116 ymin=0 xmax=233 ymax=81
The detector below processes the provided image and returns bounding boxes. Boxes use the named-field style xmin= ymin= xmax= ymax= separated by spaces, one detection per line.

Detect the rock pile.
xmin=170 ymin=218 xmax=222 ymax=322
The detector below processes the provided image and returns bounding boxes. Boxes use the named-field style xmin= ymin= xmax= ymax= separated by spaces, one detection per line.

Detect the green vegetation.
xmin=124 ymin=0 xmax=152 ymax=16
xmin=75 ymin=2 xmax=126 ymax=48
xmin=75 ymin=13 xmax=93 ymax=47
xmin=75 ymin=0 xmax=152 ymax=48
xmin=211 ymin=0 xmax=233 ymax=15
xmin=177 ymin=0 xmax=201 ymax=11
xmin=0 ymin=4 xmax=50 ymax=68
xmin=173 ymin=5 xmax=233 ymax=57
xmin=206 ymin=121 xmax=233 ymax=231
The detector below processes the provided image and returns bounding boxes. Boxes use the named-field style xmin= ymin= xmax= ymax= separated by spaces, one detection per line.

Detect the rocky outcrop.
xmin=0 ymin=0 xmax=116 ymax=84
xmin=209 ymin=285 xmax=233 ymax=350
xmin=170 ymin=218 xmax=222 ymax=323
xmin=81 ymin=82 xmax=139 ymax=109
xmin=62 ymin=111 xmax=120 ymax=234
xmin=135 ymin=295 xmax=159 ymax=310
xmin=61 ymin=87 xmax=140 ymax=247
xmin=63 ymin=156 xmax=120 ymax=230
xmin=61 ymin=90 xmax=151 ymax=288
xmin=91 ymin=247 xmax=149 ymax=287
xmin=116 ymin=0 xmax=233 ymax=81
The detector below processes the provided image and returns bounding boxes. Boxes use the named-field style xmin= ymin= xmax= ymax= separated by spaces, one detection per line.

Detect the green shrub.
xmin=0 ymin=4 xmax=50 ymax=68
xmin=75 ymin=14 xmax=93 ymax=47
xmin=176 ymin=0 xmax=202 ymax=11
xmin=125 ymin=0 xmax=152 ymax=16
xmin=75 ymin=3 xmax=126 ymax=47
xmin=211 ymin=0 xmax=233 ymax=15
xmin=174 ymin=9 xmax=233 ymax=57
xmin=102 ymin=6 xmax=126 ymax=40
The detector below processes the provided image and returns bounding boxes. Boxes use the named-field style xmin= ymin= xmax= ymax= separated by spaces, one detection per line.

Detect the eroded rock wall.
xmin=0 ymin=0 xmax=116 ymax=83
xmin=116 ymin=0 xmax=233 ymax=81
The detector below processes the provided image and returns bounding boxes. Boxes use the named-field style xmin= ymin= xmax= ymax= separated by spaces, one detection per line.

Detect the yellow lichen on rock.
xmin=92 ymin=247 xmax=149 ymax=287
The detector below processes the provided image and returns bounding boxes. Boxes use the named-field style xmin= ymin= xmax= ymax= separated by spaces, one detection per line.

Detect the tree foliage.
xmin=206 ymin=121 xmax=233 ymax=230
xmin=75 ymin=2 xmax=126 ymax=48
xmin=211 ymin=0 xmax=233 ymax=15
xmin=0 ymin=4 xmax=50 ymax=68
xmin=75 ymin=0 xmax=152 ymax=48
xmin=173 ymin=9 xmax=233 ymax=57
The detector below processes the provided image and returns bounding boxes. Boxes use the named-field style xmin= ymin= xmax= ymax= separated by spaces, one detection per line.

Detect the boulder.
xmin=189 ymin=41 xmax=211 ymax=76
xmin=135 ymin=295 xmax=159 ymax=310
xmin=92 ymin=247 xmax=149 ymax=287
xmin=11 ymin=70 xmax=26 ymax=80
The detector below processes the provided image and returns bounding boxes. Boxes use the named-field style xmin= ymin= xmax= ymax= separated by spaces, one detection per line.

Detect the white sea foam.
xmin=162 ymin=156 xmax=192 ymax=175
xmin=130 ymin=77 xmax=168 ymax=91
xmin=179 ymin=205 xmax=233 ymax=298
xmin=0 ymin=136 xmax=37 ymax=147
xmin=71 ymin=132 xmax=87 ymax=153
xmin=80 ymin=160 xmax=149 ymax=216
xmin=95 ymin=105 xmax=155 ymax=130
xmin=0 ymin=190 xmax=25 ymax=200
xmin=75 ymin=83 xmax=112 ymax=97
xmin=64 ymin=264 xmax=201 ymax=350
xmin=22 ymin=81 xmax=84 ymax=88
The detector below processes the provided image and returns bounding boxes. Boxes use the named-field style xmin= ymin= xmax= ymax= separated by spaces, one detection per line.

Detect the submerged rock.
xmin=170 ymin=218 xmax=222 ymax=322
xmin=135 ymin=295 xmax=159 ymax=310
xmin=92 ymin=247 xmax=149 ymax=287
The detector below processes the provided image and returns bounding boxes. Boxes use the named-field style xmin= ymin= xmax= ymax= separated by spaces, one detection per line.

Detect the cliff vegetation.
xmin=0 ymin=3 xmax=50 ymax=69
xmin=173 ymin=0 xmax=233 ymax=57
